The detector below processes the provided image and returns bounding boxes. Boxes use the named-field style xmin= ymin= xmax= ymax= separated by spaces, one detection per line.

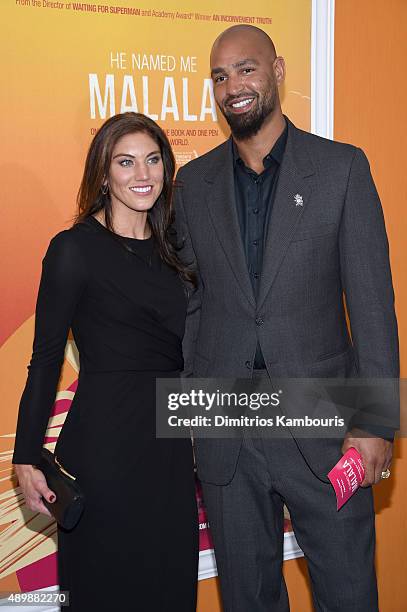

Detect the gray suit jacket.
xmin=174 ymin=118 xmax=399 ymax=485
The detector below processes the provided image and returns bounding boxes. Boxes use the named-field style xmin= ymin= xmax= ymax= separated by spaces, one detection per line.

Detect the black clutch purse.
xmin=38 ymin=448 xmax=84 ymax=530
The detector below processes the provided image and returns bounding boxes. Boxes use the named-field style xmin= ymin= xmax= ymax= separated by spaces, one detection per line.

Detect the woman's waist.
xmin=74 ymin=329 xmax=183 ymax=365
xmin=77 ymin=352 xmax=183 ymax=373
xmin=74 ymin=369 xmax=181 ymax=399
xmin=78 ymin=367 xmax=182 ymax=377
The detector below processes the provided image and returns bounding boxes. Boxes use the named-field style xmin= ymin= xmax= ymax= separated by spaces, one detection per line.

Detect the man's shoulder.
xmin=175 ymin=122 xmax=363 ymax=182
xmin=293 ymin=124 xmax=359 ymax=164
xmin=176 ymin=139 xmax=230 ymax=180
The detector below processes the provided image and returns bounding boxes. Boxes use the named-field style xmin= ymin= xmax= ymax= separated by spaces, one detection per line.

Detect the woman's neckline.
xmin=87 ymin=215 xmax=153 ymax=242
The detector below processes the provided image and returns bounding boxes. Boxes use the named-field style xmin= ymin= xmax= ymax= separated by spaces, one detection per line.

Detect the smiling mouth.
xmin=129 ymin=186 xmax=153 ymax=194
xmin=229 ymin=97 xmax=255 ymax=110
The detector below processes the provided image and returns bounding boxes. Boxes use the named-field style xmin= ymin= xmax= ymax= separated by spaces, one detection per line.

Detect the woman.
xmin=12 ymin=112 xmax=198 ymax=611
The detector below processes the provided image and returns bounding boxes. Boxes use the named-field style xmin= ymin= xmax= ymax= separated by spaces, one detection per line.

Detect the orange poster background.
xmin=0 ymin=0 xmax=311 ymax=594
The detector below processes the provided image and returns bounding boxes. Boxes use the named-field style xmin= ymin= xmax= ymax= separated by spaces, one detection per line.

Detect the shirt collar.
xmin=232 ymin=119 xmax=288 ymax=170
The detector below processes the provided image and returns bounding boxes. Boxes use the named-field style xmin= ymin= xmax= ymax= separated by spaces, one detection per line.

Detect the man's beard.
xmin=221 ymin=90 xmax=275 ymax=140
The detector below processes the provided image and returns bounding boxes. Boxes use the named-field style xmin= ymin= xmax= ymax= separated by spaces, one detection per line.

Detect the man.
xmin=174 ymin=25 xmax=399 ymax=611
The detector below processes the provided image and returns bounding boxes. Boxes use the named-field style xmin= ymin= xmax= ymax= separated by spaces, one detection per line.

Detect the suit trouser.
xmin=201 ymin=379 xmax=378 ymax=611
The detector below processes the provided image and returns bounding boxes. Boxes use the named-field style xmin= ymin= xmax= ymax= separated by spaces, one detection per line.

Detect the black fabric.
xmin=13 ymin=216 xmax=198 ymax=611
xmin=233 ymin=123 xmax=288 ymax=368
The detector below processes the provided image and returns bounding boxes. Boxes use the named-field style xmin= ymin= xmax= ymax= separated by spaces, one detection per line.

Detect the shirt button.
xmin=253 ymin=208 xmax=259 ymax=214
xmin=245 ymin=360 xmax=252 ymax=369
xmin=255 ymin=316 xmax=264 ymax=326
xmin=253 ymin=240 xmax=259 ymax=246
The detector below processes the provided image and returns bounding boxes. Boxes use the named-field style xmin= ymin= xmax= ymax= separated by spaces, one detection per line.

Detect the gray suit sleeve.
xmin=339 ymin=148 xmax=399 ymax=438
xmin=173 ymin=170 xmax=202 ymax=378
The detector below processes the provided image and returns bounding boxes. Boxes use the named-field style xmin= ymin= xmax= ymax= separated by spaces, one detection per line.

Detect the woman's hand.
xmin=14 ymin=464 xmax=56 ymax=517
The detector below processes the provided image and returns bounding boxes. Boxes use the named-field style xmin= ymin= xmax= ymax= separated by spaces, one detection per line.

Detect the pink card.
xmin=328 ymin=447 xmax=365 ymax=510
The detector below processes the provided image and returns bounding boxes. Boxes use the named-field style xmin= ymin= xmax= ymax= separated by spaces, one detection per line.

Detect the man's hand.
xmin=342 ymin=428 xmax=393 ymax=487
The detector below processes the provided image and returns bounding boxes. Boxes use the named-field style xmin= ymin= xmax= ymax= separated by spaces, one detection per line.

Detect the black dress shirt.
xmin=233 ymin=123 xmax=288 ymax=368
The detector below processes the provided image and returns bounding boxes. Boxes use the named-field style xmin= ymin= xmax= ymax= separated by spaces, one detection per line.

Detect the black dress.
xmin=13 ymin=216 xmax=198 ymax=611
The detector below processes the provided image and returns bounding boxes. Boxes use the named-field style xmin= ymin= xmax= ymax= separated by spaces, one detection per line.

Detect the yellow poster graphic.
xmin=0 ymin=0 xmax=311 ymax=595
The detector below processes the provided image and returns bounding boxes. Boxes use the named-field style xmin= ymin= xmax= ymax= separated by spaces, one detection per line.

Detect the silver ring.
xmin=381 ymin=468 xmax=391 ymax=479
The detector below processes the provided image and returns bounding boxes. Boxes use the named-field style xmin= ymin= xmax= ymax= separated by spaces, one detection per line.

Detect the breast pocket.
xmin=291 ymin=222 xmax=337 ymax=242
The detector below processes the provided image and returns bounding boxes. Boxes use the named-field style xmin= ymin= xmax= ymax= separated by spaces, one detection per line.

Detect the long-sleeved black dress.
xmin=13 ymin=216 xmax=198 ymax=611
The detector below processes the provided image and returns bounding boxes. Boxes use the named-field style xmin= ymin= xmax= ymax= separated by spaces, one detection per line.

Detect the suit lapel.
xmin=257 ymin=120 xmax=315 ymax=310
xmin=204 ymin=140 xmax=256 ymax=308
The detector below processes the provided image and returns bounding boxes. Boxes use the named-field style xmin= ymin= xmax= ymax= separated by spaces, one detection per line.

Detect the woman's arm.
xmin=12 ymin=229 xmax=88 ymax=513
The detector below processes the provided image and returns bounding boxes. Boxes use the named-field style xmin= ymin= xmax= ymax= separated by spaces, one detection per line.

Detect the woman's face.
xmin=106 ymin=131 xmax=164 ymax=214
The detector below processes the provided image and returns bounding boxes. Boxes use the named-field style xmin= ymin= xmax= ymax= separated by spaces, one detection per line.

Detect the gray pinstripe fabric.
xmin=174 ymin=118 xmax=399 ymax=486
xmin=174 ymin=118 xmax=398 ymax=611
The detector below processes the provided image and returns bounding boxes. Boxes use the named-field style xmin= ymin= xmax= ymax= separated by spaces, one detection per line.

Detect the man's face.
xmin=210 ymin=34 xmax=283 ymax=140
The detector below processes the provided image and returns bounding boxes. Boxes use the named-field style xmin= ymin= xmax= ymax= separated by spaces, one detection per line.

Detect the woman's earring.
xmin=101 ymin=183 xmax=109 ymax=195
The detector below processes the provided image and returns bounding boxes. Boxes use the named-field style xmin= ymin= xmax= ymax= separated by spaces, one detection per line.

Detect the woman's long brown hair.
xmin=76 ymin=112 xmax=195 ymax=286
